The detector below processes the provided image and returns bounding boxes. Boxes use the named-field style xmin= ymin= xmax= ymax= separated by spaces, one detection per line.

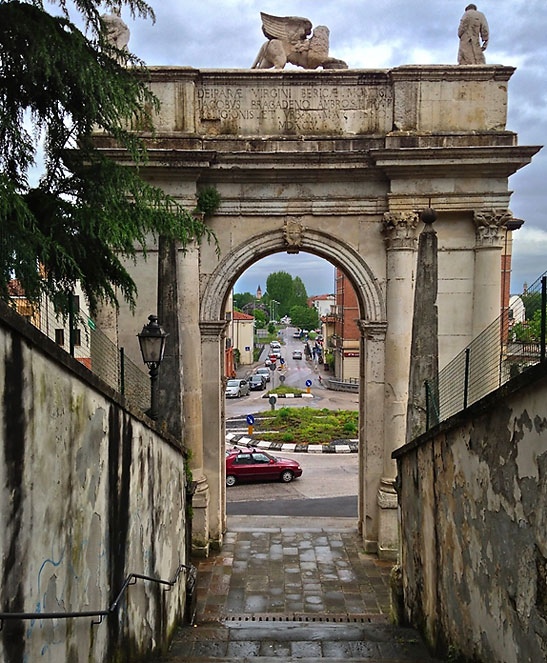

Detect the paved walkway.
xmin=158 ymin=517 xmax=445 ymax=662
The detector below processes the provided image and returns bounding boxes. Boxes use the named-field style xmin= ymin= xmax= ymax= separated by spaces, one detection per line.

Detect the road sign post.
xmin=246 ymin=414 xmax=255 ymax=436
xmin=305 ymin=378 xmax=312 ymax=394
xmin=269 ymin=394 xmax=277 ymax=411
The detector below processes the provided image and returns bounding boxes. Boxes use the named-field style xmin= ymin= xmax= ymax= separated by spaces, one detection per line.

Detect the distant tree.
xmin=266 ymin=271 xmax=293 ymax=316
xmin=253 ymin=308 xmax=266 ymax=329
xmin=233 ymin=292 xmax=254 ymax=310
xmin=267 ymin=322 xmax=276 ymax=334
xmin=0 ymin=0 xmax=214 ymax=316
xmin=521 ymin=290 xmax=542 ymax=320
xmin=290 ymin=276 xmax=308 ymax=309
xmin=289 ymin=305 xmax=319 ymax=331
xmin=512 ymin=308 xmax=544 ymax=343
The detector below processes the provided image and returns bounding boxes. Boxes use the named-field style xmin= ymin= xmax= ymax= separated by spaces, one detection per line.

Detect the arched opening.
xmin=198 ymin=226 xmax=388 ymax=554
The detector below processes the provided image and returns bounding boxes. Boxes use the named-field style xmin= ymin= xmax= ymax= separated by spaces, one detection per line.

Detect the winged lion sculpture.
xmin=251 ymin=13 xmax=348 ymax=70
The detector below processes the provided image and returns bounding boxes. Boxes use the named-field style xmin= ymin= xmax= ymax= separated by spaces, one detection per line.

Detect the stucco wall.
xmin=394 ymin=362 xmax=547 ymax=663
xmin=0 ymin=302 xmax=189 ymax=663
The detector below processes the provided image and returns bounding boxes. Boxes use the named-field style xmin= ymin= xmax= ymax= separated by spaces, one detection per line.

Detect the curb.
xmin=262 ymin=392 xmax=314 ymax=399
xmin=226 ymin=433 xmax=358 ymax=454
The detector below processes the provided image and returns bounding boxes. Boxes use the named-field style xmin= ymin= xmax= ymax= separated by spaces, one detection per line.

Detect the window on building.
xmin=55 ymin=329 xmax=65 ymax=346
xmin=73 ymin=328 xmax=81 ymax=346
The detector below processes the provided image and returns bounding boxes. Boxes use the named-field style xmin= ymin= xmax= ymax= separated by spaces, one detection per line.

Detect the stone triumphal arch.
xmin=101 ymin=66 xmax=538 ymax=558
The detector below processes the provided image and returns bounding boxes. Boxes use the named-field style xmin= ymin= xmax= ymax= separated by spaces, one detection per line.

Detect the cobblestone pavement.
xmin=194 ymin=517 xmax=392 ymax=619
xmin=158 ymin=517 xmax=445 ymax=662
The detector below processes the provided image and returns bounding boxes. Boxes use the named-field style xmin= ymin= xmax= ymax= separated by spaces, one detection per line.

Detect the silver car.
xmin=225 ymin=378 xmax=250 ymax=398
xmin=256 ymin=367 xmax=271 ymax=383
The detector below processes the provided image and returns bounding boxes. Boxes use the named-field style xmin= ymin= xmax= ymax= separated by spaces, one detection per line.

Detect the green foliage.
xmin=233 ymin=291 xmax=255 ymax=310
xmin=195 ymin=186 xmax=221 ymax=218
xmin=290 ymin=276 xmax=308 ymax=308
xmin=253 ymin=308 xmax=266 ymax=328
xmin=324 ymin=350 xmax=335 ymax=368
xmin=260 ymin=407 xmax=358 ymax=445
xmin=266 ymin=271 xmax=293 ymax=316
xmin=521 ymin=290 xmax=542 ymax=320
xmin=233 ymin=348 xmax=240 ymax=366
xmin=512 ymin=307 xmax=544 ymax=342
xmin=0 ymin=0 xmax=214 ymax=316
xmin=267 ymin=322 xmax=276 ymax=334
xmin=289 ymin=304 xmax=319 ymax=331
xmin=281 ymin=432 xmax=294 ymax=442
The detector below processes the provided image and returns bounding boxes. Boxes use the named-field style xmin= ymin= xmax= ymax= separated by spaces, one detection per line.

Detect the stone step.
xmin=159 ymin=620 xmax=444 ymax=661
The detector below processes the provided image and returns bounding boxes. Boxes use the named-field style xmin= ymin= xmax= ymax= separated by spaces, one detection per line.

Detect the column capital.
xmin=199 ymin=320 xmax=228 ymax=340
xmin=358 ymin=320 xmax=388 ymax=341
xmin=473 ymin=209 xmax=512 ymax=248
xmin=382 ymin=211 xmax=419 ymax=250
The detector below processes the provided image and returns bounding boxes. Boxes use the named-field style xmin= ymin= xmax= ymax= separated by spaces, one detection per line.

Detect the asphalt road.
xmin=227 ymin=495 xmax=357 ymax=517
xmin=226 ymin=448 xmax=359 ymax=517
xmin=225 ymin=327 xmax=359 ymax=418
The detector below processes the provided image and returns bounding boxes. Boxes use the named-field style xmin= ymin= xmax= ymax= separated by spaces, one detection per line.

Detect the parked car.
xmin=225 ymin=378 xmax=250 ymax=398
xmin=225 ymin=448 xmax=303 ymax=486
xmin=292 ymin=350 xmax=303 ymax=360
xmin=256 ymin=367 xmax=271 ymax=383
xmin=249 ymin=374 xmax=266 ymax=390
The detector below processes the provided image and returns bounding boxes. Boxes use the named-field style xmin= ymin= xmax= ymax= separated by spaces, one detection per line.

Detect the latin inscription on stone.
xmin=196 ymin=84 xmax=392 ymax=135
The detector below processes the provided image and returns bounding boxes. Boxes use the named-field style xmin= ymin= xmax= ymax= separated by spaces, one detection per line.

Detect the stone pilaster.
xmin=380 ymin=211 xmax=419 ymax=560
xmin=199 ymin=319 xmax=228 ymax=553
xmin=469 ymin=209 xmax=512 ymax=401
xmin=178 ymin=244 xmax=210 ymax=554
xmin=358 ymin=320 xmax=387 ymax=553
xmin=472 ymin=210 xmax=511 ymax=336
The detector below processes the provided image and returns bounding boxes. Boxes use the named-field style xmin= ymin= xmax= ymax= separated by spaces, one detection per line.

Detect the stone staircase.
xmin=156 ymin=518 xmax=444 ymax=662
xmin=160 ymin=616 xmax=443 ymax=662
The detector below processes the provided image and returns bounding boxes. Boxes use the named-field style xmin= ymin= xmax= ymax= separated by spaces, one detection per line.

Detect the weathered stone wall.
xmin=394 ymin=362 xmax=547 ymax=662
xmin=0 ymin=302 xmax=188 ymax=663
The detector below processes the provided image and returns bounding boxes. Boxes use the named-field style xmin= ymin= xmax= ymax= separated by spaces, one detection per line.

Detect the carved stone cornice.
xmin=382 ymin=212 xmax=419 ymax=249
xmin=199 ymin=320 xmax=228 ymax=340
xmin=473 ymin=209 xmax=512 ymax=248
xmin=358 ymin=320 xmax=388 ymax=341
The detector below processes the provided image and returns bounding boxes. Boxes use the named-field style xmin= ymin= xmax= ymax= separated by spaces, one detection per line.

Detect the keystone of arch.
xmin=200 ymin=228 xmax=386 ymax=324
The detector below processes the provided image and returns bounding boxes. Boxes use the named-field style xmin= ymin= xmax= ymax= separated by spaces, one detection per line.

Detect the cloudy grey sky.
xmin=112 ymin=1 xmax=546 ymax=294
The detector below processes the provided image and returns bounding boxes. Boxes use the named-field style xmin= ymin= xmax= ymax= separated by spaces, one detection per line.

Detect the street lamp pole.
xmin=137 ymin=315 xmax=169 ymax=420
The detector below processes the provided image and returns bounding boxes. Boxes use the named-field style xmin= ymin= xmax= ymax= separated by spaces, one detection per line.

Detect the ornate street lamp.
xmin=137 ymin=315 xmax=169 ymax=420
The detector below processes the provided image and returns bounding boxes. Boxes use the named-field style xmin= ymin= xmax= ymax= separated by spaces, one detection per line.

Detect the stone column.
xmin=469 ymin=209 xmax=510 ymax=402
xmin=199 ymin=319 xmax=228 ymax=552
xmin=177 ymin=244 xmax=210 ymax=555
xmin=358 ymin=320 xmax=387 ymax=553
xmin=380 ymin=211 xmax=419 ymax=560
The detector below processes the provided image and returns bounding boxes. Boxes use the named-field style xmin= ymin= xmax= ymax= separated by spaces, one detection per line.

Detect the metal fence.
xmin=425 ymin=272 xmax=546 ymax=431
xmin=11 ymin=292 xmax=150 ymax=413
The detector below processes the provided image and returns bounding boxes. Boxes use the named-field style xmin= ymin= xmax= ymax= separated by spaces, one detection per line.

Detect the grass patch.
xmin=268 ymin=386 xmax=305 ymax=395
xmin=257 ymin=406 xmax=358 ymax=445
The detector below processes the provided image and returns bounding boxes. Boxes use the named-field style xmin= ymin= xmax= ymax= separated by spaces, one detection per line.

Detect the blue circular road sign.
xmin=246 ymin=415 xmax=255 ymax=426
xmin=305 ymin=379 xmax=312 ymax=387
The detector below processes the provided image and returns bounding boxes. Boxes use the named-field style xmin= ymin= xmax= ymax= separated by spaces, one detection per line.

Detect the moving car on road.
xmin=225 ymin=379 xmax=250 ymax=398
xmin=292 ymin=350 xmax=303 ymax=360
xmin=226 ymin=448 xmax=303 ymax=486
xmin=256 ymin=367 xmax=271 ymax=383
xmin=249 ymin=374 xmax=267 ymax=390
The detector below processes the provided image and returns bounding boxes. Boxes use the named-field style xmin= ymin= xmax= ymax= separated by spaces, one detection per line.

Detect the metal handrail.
xmin=0 ymin=563 xmax=193 ymax=630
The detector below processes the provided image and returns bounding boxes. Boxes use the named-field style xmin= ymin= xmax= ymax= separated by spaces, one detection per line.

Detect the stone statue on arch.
xmin=252 ymin=12 xmax=348 ymax=70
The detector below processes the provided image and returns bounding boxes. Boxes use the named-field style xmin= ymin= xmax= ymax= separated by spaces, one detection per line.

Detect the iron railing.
xmin=425 ymin=271 xmax=547 ymax=432
xmin=0 ymin=564 xmax=193 ymax=630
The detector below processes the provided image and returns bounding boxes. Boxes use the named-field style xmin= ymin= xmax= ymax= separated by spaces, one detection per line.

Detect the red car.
xmin=226 ymin=448 xmax=303 ymax=486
